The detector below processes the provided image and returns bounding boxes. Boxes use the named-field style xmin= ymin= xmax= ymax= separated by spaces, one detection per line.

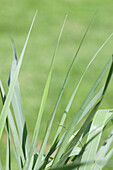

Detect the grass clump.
xmin=0 ymin=11 xmax=113 ymax=170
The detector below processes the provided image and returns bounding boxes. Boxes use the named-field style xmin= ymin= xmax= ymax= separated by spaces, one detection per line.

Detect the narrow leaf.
xmin=6 ymin=118 xmax=11 ymax=170
xmin=0 ymin=11 xmax=37 ymax=140
xmin=93 ymin=130 xmax=113 ymax=169
xmin=52 ymin=33 xmax=113 ymax=145
xmin=52 ymin=57 xmax=112 ymax=166
xmin=24 ymin=13 xmax=67 ymax=170
xmin=52 ymin=56 xmax=113 ymax=167
xmin=9 ymin=41 xmax=30 ymax=158
xmin=79 ymin=110 xmax=108 ymax=170
xmin=32 ymin=15 xmax=67 ymax=170
xmin=0 ymin=81 xmax=25 ymax=168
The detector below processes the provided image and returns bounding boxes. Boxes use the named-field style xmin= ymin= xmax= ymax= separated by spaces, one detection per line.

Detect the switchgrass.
xmin=0 ymin=11 xmax=113 ymax=170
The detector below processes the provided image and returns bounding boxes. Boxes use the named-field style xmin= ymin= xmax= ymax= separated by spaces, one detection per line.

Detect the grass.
xmin=0 ymin=0 xmax=113 ymax=169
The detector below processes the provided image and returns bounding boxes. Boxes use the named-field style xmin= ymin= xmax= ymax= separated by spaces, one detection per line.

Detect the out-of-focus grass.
xmin=0 ymin=0 xmax=113 ymax=169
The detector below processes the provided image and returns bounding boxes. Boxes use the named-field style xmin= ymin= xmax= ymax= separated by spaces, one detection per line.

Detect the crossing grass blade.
xmin=34 ymin=12 xmax=96 ymax=170
xmin=98 ymin=149 xmax=113 ymax=169
xmin=23 ymin=14 xmax=67 ymax=170
xmin=9 ymin=41 xmax=30 ymax=158
xmin=104 ymin=110 xmax=113 ymax=126
xmin=79 ymin=110 xmax=109 ymax=170
xmin=50 ymin=162 xmax=87 ymax=170
xmin=0 ymin=81 xmax=25 ymax=168
xmin=32 ymin=15 xmax=68 ymax=170
xmin=0 ymin=11 xmax=37 ymax=140
xmin=52 ymin=33 xmax=113 ymax=146
xmin=44 ymin=55 xmax=112 ymax=168
xmin=52 ymin=56 xmax=113 ymax=167
xmin=93 ymin=129 xmax=113 ymax=169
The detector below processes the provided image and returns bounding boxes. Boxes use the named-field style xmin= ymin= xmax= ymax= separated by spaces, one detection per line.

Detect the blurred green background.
xmin=0 ymin=0 xmax=113 ymax=169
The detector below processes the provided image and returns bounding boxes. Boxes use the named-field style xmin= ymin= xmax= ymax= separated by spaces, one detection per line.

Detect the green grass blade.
xmin=97 ymin=149 xmax=113 ymax=169
xmin=40 ymin=133 xmax=66 ymax=169
xmin=50 ymin=162 xmax=87 ymax=170
xmin=56 ymin=101 xmax=102 ymax=166
xmin=0 ymin=81 xmax=25 ymax=168
xmin=52 ymin=33 xmax=113 ymax=146
xmin=49 ymin=10 xmax=96 ymax=149
xmin=79 ymin=110 xmax=108 ymax=170
xmin=52 ymin=57 xmax=112 ymax=166
xmin=104 ymin=110 xmax=113 ymax=126
xmin=9 ymin=41 xmax=30 ymax=158
xmin=0 ymin=11 xmax=37 ymax=140
xmin=69 ymin=146 xmax=81 ymax=157
xmin=6 ymin=118 xmax=11 ymax=170
xmin=25 ymin=15 xmax=68 ymax=170
xmin=34 ymin=13 xmax=95 ymax=169
xmin=93 ymin=130 xmax=113 ymax=169
xmin=23 ymin=13 xmax=67 ymax=170
xmin=52 ymin=57 xmax=113 ymax=166
xmin=44 ymin=86 xmax=104 ymax=168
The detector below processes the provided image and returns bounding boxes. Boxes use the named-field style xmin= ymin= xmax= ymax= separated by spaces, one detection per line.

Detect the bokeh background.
xmin=0 ymin=0 xmax=113 ymax=169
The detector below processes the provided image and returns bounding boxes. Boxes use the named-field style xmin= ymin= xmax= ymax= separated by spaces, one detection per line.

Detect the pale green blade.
xmin=93 ymin=129 xmax=113 ymax=169
xmin=36 ymin=13 xmax=96 ymax=169
xmin=0 ymin=81 xmax=25 ymax=168
xmin=52 ymin=33 xmax=113 ymax=146
xmin=49 ymin=9 xmax=96 ymax=150
xmin=69 ymin=146 xmax=81 ymax=157
xmin=33 ymin=15 xmax=68 ymax=170
xmin=52 ymin=56 xmax=113 ymax=167
xmin=98 ymin=149 xmax=113 ymax=169
xmin=50 ymin=162 xmax=86 ymax=170
xmin=9 ymin=41 xmax=30 ymax=158
xmin=52 ymin=57 xmax=112 ymax=166
xmin=104 ymin=110 xmax=113 ymax=126
xmin=0 ymin=11 xmax=37 ymax=140
xmin=79 ymin=110 xmax=109 ymax=170
xmin=23 ymin=15 xmax=67 ymax=170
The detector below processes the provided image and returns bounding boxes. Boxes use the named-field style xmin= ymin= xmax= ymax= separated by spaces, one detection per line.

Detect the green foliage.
xmin=0 ymin=12 xmax=113 ymax=170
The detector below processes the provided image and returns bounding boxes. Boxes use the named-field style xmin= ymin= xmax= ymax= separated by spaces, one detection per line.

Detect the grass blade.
xmin=52 ymin=33 xmax=113 ymax=146
xmin=34 ymin=12 xmax=96 ymax=169
xmin=52 ymin=56 xmax=113 ymax=166
xmin=0 ymin=11 xmax=37 ymax=140
xmin=50 ymin=162 xmax=87 ymax=170
xmin=9 ymin=41 xmax=30 ymax=158
xmin=52 ymin=57 xmax=112 ymax=166
xmin=0 ymin=81 xmax=25 ymax=168
xmin=6 ymin=118 xmax=11 ymax=170
xmin=98 ymin=149 xmax=113 ymax=169
xmin=24 ymin=15 xmax=68 ymax=170
xmin=27 ymin=15 xmax=67 ymax=170
xmin=79 ymin=110 xmax=109 ymax=170
xmin=49 ymin=9 xmax=96 ymax=149
xmin=93 ymin=130 xmax=113 ymax=169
